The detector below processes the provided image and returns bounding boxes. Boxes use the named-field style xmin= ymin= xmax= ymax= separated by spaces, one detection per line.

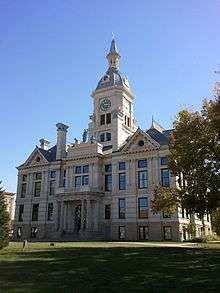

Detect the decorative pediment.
xmin=22 ymin=147 xmax=49 ymax=167
xmin=120 ymin=128 xmax=160 ymax=154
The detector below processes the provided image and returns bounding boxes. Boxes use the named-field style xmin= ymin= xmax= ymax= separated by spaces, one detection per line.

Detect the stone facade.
xmin=14 ymin=39 xmax=212 ymax=241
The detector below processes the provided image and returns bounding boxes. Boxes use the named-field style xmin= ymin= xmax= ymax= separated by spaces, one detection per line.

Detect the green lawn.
xmin=0 ymin=242 xmax=220 ymax=292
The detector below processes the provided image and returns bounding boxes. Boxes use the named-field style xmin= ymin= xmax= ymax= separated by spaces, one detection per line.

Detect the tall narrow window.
xmin=32 ymin=204 xmax=39 ymax=221
xmin=18 ymin=204 xmax=24 ymax=222
xmin=100 ymin=114 xmax=105 ymax=125
xmin=119 ymin=162 xmax=126 ymax=171
xmin=119 ymin=199 xmax=126 ymax=219
xmin=34 ymin=172 xmax=42 ymax=197
xmin=139 ymin=226 xmax=149 ymax=240
xmin=163 ymin=226 xmax=172 ymax=240
xmin=100 ymin=133 xmax=105 ymax=142
xmin=138 ymin=171 xmax=148 ymax=189
xmin=49 ymin=180 xmax=55 ymax=195
xmin=106 ymin=132 xmax=111 ymax=141
xmin=31 ymin=227 xmax=38 ymax=238
xmin=138 ymin=198 xmax=148 ymax=219
xmin=161 ymin=169 xmax=170 ymax=187
xmin=161 ymin=157 xmax=168 ymax=166
xmin=62 ymin=169 xmax=66 ymax=187
xmin=21 ymin=174 xmax=27 ymax=198
xmin=119 ymin=226 xmax=126 ymax=240
xmin=74 ymin=165 xmax=89 ymax=188
xmin=75 ymin=176 xmax=81 ymax=188
xmin=106 ymin=113 xmax=111 ymax=124
xmin=105 ymin=204 xmax=111 ymax=219
xmin=119 ymin=173 xmax=126 ymax=190
xmin=47 ymin=203 xmax=54 ymax=221
xmin=105 ymin=174 xmax=112 ymax=191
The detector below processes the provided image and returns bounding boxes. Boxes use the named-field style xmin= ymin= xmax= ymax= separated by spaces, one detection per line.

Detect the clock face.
xmin=100 ymin=98 xmax=111 ymax=111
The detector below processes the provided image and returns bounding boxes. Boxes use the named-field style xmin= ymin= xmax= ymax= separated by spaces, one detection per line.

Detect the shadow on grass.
xmin=0 ymin=246 xmax=220 ymax=292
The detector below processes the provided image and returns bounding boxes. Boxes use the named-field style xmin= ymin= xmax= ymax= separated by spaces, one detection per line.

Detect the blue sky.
xmin=0 ymin=0 xmax=219 ymax=192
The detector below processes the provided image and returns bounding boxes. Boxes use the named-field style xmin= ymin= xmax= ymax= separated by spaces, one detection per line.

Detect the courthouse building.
xmin=14 ymin=39 xmax=211 ymax=241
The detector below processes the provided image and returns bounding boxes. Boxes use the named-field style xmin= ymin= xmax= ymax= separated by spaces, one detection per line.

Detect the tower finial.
xmin=107 ymin=37 xmax=120 ymax=69
xmin=112 ymin=32 xmax=115 ymax=39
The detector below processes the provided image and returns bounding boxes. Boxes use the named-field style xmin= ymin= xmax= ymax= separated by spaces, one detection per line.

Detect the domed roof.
xmin=96 ymin=67 xmax=130 ymax=90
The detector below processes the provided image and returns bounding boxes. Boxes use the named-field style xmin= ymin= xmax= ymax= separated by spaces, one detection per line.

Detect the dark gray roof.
xmin=96 ymin=67 xmax=128 ymax=90
xmin=146 ymin=128 xmax=173 ymax=145
xmin=38 ymin=145 xmax=57 ymax=162
xmin=109 ymin=38 xmax=119 ymax=54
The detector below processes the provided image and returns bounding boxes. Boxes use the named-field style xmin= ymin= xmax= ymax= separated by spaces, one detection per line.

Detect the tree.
xmin=151 ymin=94 xmax=220 ymax=234
xmin=0 ymin=182 xmax=9 ymax=249
xmin=211 ymin=208 xmax=220 ymax=235
xmin=151 ymin=186 xmax=179 ymax=215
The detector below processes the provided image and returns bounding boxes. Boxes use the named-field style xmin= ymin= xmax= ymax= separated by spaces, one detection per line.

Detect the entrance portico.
xmin=56 ymin=192 xmax=103 ymax=238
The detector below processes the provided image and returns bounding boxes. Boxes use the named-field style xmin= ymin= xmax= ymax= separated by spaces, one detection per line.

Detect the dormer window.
xmin=102 ymin=75 xmax=110 ymax=82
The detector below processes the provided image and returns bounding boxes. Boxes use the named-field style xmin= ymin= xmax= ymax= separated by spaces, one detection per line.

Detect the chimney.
xmin=56 ymin=123 xmax=69 ymax=160
xmin=39 ymin=138 xmax=50 ymax=150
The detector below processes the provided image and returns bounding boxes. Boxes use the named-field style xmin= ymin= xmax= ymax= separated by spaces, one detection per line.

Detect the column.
xmin=93 ymin=201 xmax=99 ymax=231
xmin=86 ymin=199 xmax=91 ymax=231
xmin=59 ymin=201 xmax=64 ymax=231
xmin=80 ymin=200 xmax=85 ymax=232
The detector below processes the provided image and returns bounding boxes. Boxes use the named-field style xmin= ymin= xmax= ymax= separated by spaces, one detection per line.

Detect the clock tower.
xmin=88 ymin=38 xmax=137 ymax=151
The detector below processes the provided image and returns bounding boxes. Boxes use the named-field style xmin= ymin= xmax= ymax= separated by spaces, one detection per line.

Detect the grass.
xmin=0 ymin=242 xmax=220 ymax=292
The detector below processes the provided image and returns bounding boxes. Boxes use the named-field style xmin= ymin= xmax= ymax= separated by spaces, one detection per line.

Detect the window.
xmin=105 ymin=164 xmax=112 ymax=173
xmin=139 ymin=226 xmax=149 ymax=240
xmin=161 ymin=169 xmax=170 ymax=187
xmin=163 ymin=226 xmax=172 ymax=240
xmin=138 ymin=159 xmax=147 ymax=168
xmin=119 ymin=162 xmax=126 ymax=171
xmin=22 ymin=175 xmax=27 ymax=182
xmin=106 ymin=132 xmax=111 ymax=141
xmin=161 ymin=157 xmax=168 ymax=166
xmin=119 ymin=199 xmax=126 ymax=219
xmin=31 ymin=227 xmax=38 ymax=238
xmin=105 ymin=204 xmax=111 ymax=219
xmin=34 ymin=181 xmax=41 ymax=197
xmin=119 ymin=226 xmax=126 ymax=240
xmin=138 ymin=171 xmax=148 ymax=189
xmin=17 ymin=227 xmax=22 ymax=238
xmin=47 ymin=203 xmax=53 ymax=221
xmin=138 ymin=198 xmax=148 ymax=219
xmin=49 ymin=180 xmax=55 ymax=195
xmin=163 ymin=211 xmax=171 ymax=218
xmin=75 ymin=166 xmax=82 ymax=174
xmin=100 ymin=133 xmax=105 ymax=142
xmin=100 ymin=114 xmax=105 ymax=125
xmin=75 ymin=176 xmax=81 ymax=187
xmin=127 ymin=117 xmax=130 ymax=127
xmin=18 ymin=204 xmax=24 ymax=222
xmin=138 ymin=140 xmax=145 ymax=147
xmin=21 ymin=183 xmax=27 ymax=198
xmin=119 ymin=173 xmax=126 ymax=190
xmin=32 ymin=204 xmax=39 ymax=221
xmin=50 ymin=171 xmax=56 ymax=178
xmin=83 ymin=165 xmax=89 ymax=173
xmin=105 ymin=174 xmax=112 ymax=191
xmin=106 ymin=113 xmax=111 ymax=124
xmin=35 ymin=172 xmax=42 ymax=180
xmin=82 ymin=175 xmax=89 ymax=185
xmin=62 ymin=169 xmax=66 ymax=187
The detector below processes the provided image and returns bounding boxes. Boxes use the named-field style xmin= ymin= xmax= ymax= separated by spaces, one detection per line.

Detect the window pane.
xmin=105 ymin=164 xmax=112 ymax=173
xmin=138 ymin=171 xmax=148 ymax=189
xmin=138 ymin=160 xmax=147 ymax=168
xmin=106 ymin=132 xmax=111 ymax=141
xmin=163 ymin=226 xmax=172 ymax=240
xmin=161 ymin=169 xmax=170 ymax=187
xmin=32 ymin=204 xmax=39 ymax=221
xmin=119 ymin=199 xmax=126 ymax=219
xmin=75 ymin=166 xmax=82 ymax=174
xmin=119 ymin=162 xmax=126 ymax=170
xmin=106 ymin=113 xmax=111 ymax=124
xmin=75 ymin=176 xmax=81 ymax=187
xmin=119 ymin=173 xmax=126 ymax=190
xmin=49 ymin=180 xmax=55 ymax=195
xmin=161 ymin=157 xmax=168 ymax=166
xmin=138 ymin=198 xmax=148 ymax=219
xmin=119 ymin=226 xmax=125 ymax=239
xmin=50 ymin=171 xmax=56 ymax=178
xmin=83 ymin=165 xmax=89 ymax=173
xmin=100 ymin=114 xmax=105 ymax=125
xmin=105 ymin=204 xmax=111 ymax=219
xmin=105 ymin=174 xmax=112 ymax=191
xmin=22 ymin=175 xmax=27 ymax=182
xmin=82 ymin=175 xmax=89 ymax=185
xmin=18 ymin=205 xmax=24 ymax=222
xmin=34 ymin=182 xmax=41 ymax=197
xmin=31 ymin=227 xmax=38 ymax=238
xmin=21 ymin=183 xmax=27 ymax=198
xmin=100 ymin=133 xmax=105 ymax=142
xmin=47 ymin=203 xmax=54 ymax=221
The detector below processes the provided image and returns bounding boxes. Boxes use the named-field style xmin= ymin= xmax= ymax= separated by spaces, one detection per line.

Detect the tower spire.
xmin=106 ymin=37 xmax=120 ymax=70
